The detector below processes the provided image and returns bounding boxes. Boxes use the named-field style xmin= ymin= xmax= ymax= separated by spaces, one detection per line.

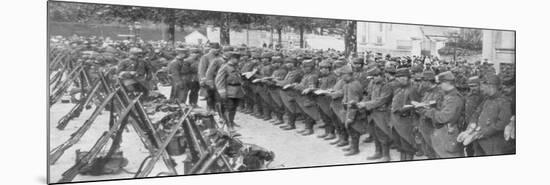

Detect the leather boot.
xmin=379 ymin=144 xmax=391 ymax=162
xmin=301 ymin=128 xmax=314 ymax=136
xmin=406 ymin=153 xmax=414 ymax=161
xmin=362 ymin=134 xmax=374 ymax=143
xmin=281 ymin=124 xmax=296 ymax=130
xmin=366 ymin=141 xmax=383 ymax=160
xmin=317 ymin=131 xmax=329 ymax=138
xmin=324 ymin=133 xmax=336 ymax=140
xmin=281 ymin=115 xmax=296 ymax=130
xmin=344 ymin=137 xmax=360 ymax=156
xmin=330 ymin=134 xmax=342 ymax=145
xmin=400 ymin=152 xmax=406 ymax=161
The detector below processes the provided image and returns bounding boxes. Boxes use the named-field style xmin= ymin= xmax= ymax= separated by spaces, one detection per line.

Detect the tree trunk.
xmin=220 ymin=13 xmax=231 ymax=46
xmin=277 ymin=28 xmax=282 ymax=46
xmin=166 ymin=9 xmax=176 ymax=46
xmin=344 ymin=20 xmax=357 ymax=57
xmin=299 ymin=25 xmax=305 ymax=48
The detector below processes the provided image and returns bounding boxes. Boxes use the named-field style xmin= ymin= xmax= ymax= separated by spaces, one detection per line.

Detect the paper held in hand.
xmin=242 ymin=68 xmax=258 ymax=79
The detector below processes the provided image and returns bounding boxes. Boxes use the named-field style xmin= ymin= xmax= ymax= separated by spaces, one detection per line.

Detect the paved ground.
xmin=49 ymin=85 xmax=420 ymax=183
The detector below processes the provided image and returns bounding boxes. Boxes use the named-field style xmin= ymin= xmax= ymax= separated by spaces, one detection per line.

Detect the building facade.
xmin=482 ymin=30 xmax=515 ymax=73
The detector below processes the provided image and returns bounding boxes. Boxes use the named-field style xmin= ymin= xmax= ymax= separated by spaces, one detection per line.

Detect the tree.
xmin=343 ymin=20 xmax=357 ymax=57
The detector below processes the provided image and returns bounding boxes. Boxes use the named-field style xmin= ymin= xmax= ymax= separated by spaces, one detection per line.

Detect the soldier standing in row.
xmin=414 ymin=70 xmax=443 ymax=159
xmin=420 ymin=71 xmax=464 ymax=158
xmin=276 ymin=57 xmax=303 ymax=130
xmin=198 ymin=43 xmax=221 ymax=112
xmin=264 ymin=56 xmax=288 ymax=125
xmin=292 ymin=59 xmax=321 ymax=136
xmin=215 ymin=52 xmax=245 ymax=132
xmin=340 ymin=65 xmax=366 ymax=156
xmin=328 ymin=60 xmax=349 ymax=147
xmin=313 ymin=60 xmax=338 ymax=140
xmin=462 ymin=76 xmax=484 ymax=156
xmin=467 ymin=75 xmax=513 ymax=156
xmin=168 ymin=48 xmax=201 ymax=107
xmin=358 ymin=67 xmax=394 ymax=161
xmin=390 ymin=68 xmax=420 ymax=160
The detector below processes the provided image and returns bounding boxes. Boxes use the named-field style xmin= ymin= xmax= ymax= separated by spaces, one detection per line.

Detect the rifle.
xmin=58 ymin=94 xmax=141 ymax=183
xmin=50 ymin=65 xmax=83 ymax=107
xmin=135 ymin=106 xmax=193 ymax=178
xmin=196 ymin=140 xmax=231 ymax=174
xmin=56 ymin=79 xmax=102 ymax=130
xmin=49 ymin=87 xmax=119 ymax=165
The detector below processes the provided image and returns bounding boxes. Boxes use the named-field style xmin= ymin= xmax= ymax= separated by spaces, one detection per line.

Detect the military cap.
xmin=333 ymin=59 xmax=347 ymax=68
xmin=175 ymin=47 xmax=189 ymax=53
xmin=227 ymin=51 xmax=241 ymax=59
xmin=209 ymin=42 xmax=221 ymax=49
xmin=222 ymin=46 xmax=234 ymax=52
xmin=272 ymin=56 xmax=283 ymax=63
xmin=366 ymin=67 xmax=382 ymax=76
xmin=261 ymin=52 xmax=273 ymax=59
xmin=302 ymin=59 xmax=315 ymax=67
xmin=319 ymin=60 xmax=332 ymax=68
xmin=284 ymin=57 xmax=298 ymax=65
xmin=437 ymin=71 xmax=455 ymax=82
xmin=421 ymin=70 xmax=436 ymax=81
xmin=384 ymin=66 xmax=397 ymax=74
xmin=482 ymin=74 xmax=500 ymax=86
xmin=467 ymin=76 xmax=480 ymax=85
xmin=352 ymin=58 xmax=364 ymax=64
xmin=395 ymin=68 xmax=410 ymax=77
xmin=129 ymin=47 xmax=143 ymax=54
xmin=411 ymin=65 xmax=423 ymax=73
xmin=339 ymin=65 xmax=353 ymax=74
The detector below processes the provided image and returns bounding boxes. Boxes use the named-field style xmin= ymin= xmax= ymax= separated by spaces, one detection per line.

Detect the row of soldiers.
xmin=167 ymin=42 xmax=516 ymax=161
xmin=54 ymin=37 xmax=515 ymax=161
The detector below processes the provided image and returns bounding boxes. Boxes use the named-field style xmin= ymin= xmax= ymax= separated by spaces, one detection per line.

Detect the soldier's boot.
xmin=324 ymin=125 xmax=336 ymax=140
xmin=336 ymin=131 xmax=350 ymax=147
xmin=252 ymin=105 xmax=262 ymax=118
xmin=330 ymin=133 xmax=343 ymax=145
xmin=415 ymin=144 xmax=425 ymax=157
xmin=316 ymin=129 xmax=329 ymax=138
xmin=380 ymin=144 xmax=391 ymax=162
xmin=281 ymin=114 xmax=296 ymax=130
xmin=344 ymin=136 xmax=360 ymax=156
xmin=273 ymin=112 xmax=285 ymax=125
xmin=406 ymin=153 xmax=415 ymax=161
xmin=366 ymin=140 xmax=383 ymax=160
xmin=399 ymin=150 xmax=407 ymax=161
xmin=362 ymin=134 xmax=374 ymax=143
xmin=301 ymin=121 xmax=315 ymax=136
xmin=262 ymin=108 xmax=273 ymax=121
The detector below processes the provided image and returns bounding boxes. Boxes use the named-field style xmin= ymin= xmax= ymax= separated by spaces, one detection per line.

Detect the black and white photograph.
xmin=46 ymin=0 xmax=517 ymax=184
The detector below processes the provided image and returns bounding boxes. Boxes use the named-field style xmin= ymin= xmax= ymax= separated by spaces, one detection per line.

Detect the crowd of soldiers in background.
xmin=50 ymin=35 xmax=516 ymax=162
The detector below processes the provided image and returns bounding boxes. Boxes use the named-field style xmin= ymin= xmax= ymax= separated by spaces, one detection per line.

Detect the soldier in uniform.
xmin=168 ymin=48 xmax=201 ymax=106
xmin=467 ymin=75 xmax=513 ymax=156
xmin=255 ymin=52 xmax=276 ymax=121
xmin=389 ymin=68 xmax=420 ymax=160
xmin=328 ymin=60 xmax=350 ymax=147
xmin=339 ymin=65 xmax=366 ymax=156
xmin=357 ymin=67 xmax=394 ymax=161
xmin=276 ymin=57 xmax=303 ymax=130
xmin=414 ymin=70 xmax=444 ymax=159
xmin=117 ymin=47 xmax=153 ymax=98
xmin=291 ymin=59 xmax=322 ymax=136
xmin=312 ymin=60 xmax=338 ymax=140
xmin=215 ymin=52 xmax=245 ymax=132
xmin=205 ymin=46 xmax=232 ymax=113
xmin=263 ymin=56 xmax=288 ymax=125
xmin=419 ymin=71 xmax=464 ymax=158
xmin=462 ymin=76 xmax=484 ymax=156
xmin=198 ymin=43 xmax=221 ymax=111
xmin=239 ymin=50 xmax=260 ymax=114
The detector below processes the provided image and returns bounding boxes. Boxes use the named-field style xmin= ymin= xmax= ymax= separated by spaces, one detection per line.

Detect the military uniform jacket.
xmin=215 ymin=63 xmax=245 ymax=99
xmin=424 ymin=89 xmax=464 ymax=156
xmin=168 ymin=58 xmax=199 ymax=85
xmin=205 ymin=56 xmax=226 ymax=89
xmin=342 ymin=80 xmax=366 ymax=121
xmin=294 ymin=70 xmax=319 ymax=107
xmin=117 ymin=58 xmax=151 ymax=81
xmin=470 ymin=93 xmax=513 ymax=155
xmin=330 ymin=79 xmax=346 ymax=123
xmin=316 ymin=73 xmax=338 ymax=115
xmin=198 ymin=52 xmax=217 ymax=81
xmin=390 ymin=84 xmax=421 ymax=146
xmin=464 ymin=92 xmax=483 ymax=126
xmin=363 ymin=78 xmax=394 ymax=135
